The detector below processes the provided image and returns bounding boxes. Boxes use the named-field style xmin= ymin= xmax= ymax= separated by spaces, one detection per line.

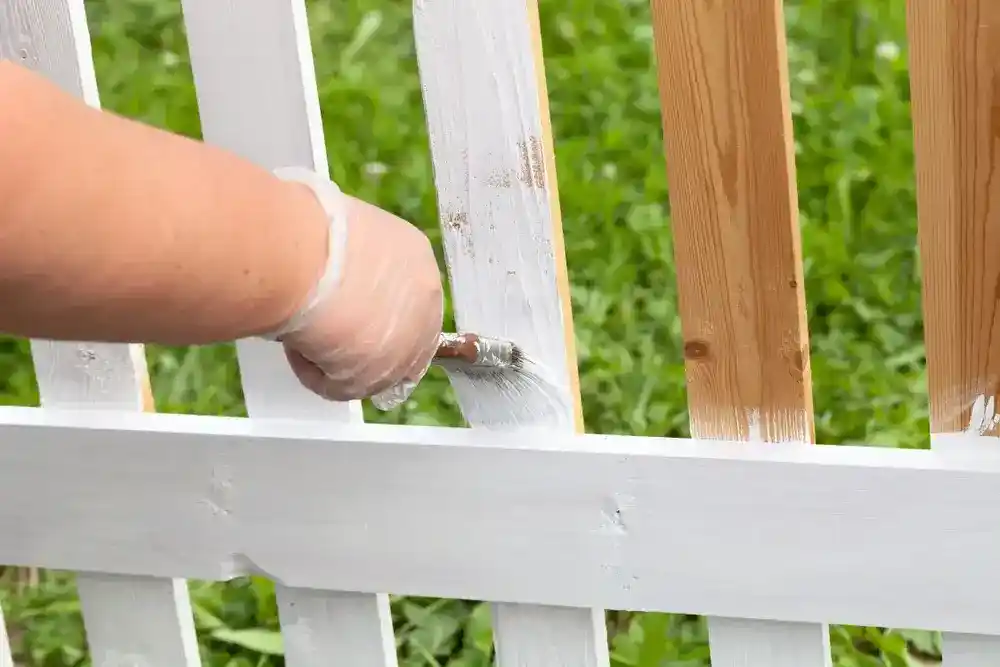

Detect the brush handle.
xmin=433 ymin=332 xmax=518 ymax=369
xmin=433 ymin=333 xmax=482 ymax=365
xmin=372 ymin=332 xmax=515 ymax=411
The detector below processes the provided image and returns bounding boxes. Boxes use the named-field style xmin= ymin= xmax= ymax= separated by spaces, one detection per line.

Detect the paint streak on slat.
xmin=649 ymin=1 xmax=827 ymax=665
xmin=178 ymin=1 xmax=396 ymax=665
xmin=412 ymin=0 xmax=606 ymax=664
xmin=0 ymin=3 xmax=201 ymax=666
xmin=909 ymin=1 xmax=1000 ymax=665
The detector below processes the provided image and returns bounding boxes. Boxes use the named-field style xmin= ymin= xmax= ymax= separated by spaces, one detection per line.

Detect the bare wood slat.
xmin=650 ymin=1 xmax=827 ymax=665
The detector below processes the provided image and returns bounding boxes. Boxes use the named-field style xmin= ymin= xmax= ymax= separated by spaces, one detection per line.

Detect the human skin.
xmin=0 ymin=60 xmax=332 ymax=344
xmin=0 ymin=61 xmax=443 ymax=402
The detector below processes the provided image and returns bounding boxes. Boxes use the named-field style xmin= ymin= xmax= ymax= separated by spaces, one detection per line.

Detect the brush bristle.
xmin=508 ymin=344 xmax=525 ymax=371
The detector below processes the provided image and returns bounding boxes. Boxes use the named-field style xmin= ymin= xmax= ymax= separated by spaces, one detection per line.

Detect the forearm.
xmin=0 ymin=62 xmax=327 ymax=345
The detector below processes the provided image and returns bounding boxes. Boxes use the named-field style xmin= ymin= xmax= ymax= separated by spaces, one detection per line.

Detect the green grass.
xmin=0 ymin=0 xmax=940 ymax=665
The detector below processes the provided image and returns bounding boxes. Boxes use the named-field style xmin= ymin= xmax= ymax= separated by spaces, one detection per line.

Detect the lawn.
xmin=0 ymin=0 xmax=936 ymax=665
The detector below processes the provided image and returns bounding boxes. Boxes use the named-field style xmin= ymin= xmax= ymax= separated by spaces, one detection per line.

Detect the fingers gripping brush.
xmin=371 ymin=332 xmax=573 ymax=430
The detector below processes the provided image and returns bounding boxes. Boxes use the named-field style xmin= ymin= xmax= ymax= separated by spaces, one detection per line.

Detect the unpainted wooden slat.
xmin=177 ymin=1 xmax=396 ymax=665
xmin=908 ymin=1 xmax=1000 ymax=665
xmin=649 ymin=0 xmax=828 ymax=665
xmin=0 ymin=3 xmax=201 ymax=666
xmin=411 ymin=0 xmax=606 ymax=664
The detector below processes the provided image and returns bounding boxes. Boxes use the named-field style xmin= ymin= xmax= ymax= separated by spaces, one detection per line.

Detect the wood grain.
xmin=650 ymin=1 xmax=825 ymax=665
xmin=908 ymin=0 xmax=1000 ymax=435
xmin=178 ymin=1 xmax=396 ymax=665
xmin=651 ymin=0 xmax=813 ymax=444
xmin=3 ymin=407 xmax=1000 ymax=634
xmin=908 ymin=2 xmax=1000 ymax=665
xmin=1 ymin=3 xmax=201 ymax=666
xmin=412 ymin=0 xmax=606 ymax=663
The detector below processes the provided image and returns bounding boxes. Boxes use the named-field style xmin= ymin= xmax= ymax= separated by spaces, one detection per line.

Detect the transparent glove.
xmin=266 ymin=166 xmax=443 ymax=406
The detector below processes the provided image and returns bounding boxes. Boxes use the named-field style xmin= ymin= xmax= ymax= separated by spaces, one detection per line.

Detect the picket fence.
xmin=2 ymin=0 xmax=999 ymax=665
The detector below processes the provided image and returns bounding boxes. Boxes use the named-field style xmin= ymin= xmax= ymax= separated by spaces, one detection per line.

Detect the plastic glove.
xmin=266 ymin=166 xmax=443 ymax=405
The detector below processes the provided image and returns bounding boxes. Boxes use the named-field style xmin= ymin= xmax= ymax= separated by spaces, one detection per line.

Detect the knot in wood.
xmin=683 ymin=339 xmax=710 ymax=360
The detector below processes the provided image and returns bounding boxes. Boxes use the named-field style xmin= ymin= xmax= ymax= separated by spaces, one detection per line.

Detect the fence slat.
xmin=908 ymin=1 xmax=1000 ymax=665
xmin=707 ymin=618 xmax=831 ymax=667
xmin=278 ymin=590 xmax=396 ymax=667
xmin=649 ymin=1 xmax=827 ymax=665
xmin=76 ymin=575 xmax=200 ymax=667
xmin=177 ymin=2 xmax=396 ymax=665
xmin=0 ymin=3 xmax=201 ymax=665
xmin=411 ymin=0 xmax=606 ymax=664
xmin=0 ymin=605 xmax=11 ymax=667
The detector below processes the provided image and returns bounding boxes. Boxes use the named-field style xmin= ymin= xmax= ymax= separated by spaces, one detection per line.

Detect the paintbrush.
xmin=432 ymin=332 xmax=523 ymax=371
xmin=372 ymin=332 xmax=573 ymax=430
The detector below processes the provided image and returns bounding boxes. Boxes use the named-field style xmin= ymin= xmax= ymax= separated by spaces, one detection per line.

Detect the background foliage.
xmin=0 ymin=0 xmax=939 ymax=664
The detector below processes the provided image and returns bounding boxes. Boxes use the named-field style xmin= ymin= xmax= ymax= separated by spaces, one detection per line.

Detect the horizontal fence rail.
xmin=2 ymin=406 xmax=1000 ymax=635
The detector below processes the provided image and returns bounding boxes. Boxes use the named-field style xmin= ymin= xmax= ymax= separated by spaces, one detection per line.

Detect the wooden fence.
xmin=1 ymin=0 xmax=999 ymax=666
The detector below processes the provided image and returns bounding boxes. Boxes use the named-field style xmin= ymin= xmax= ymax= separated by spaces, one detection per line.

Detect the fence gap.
xmin=908 ymin=0 xmax=1000 ymax=665
xmin=786 ymin=0 xmax=927 ymax=449
xmin=300 ymin=0 xmax=464 ymax=428
xmin=536 ymin=0 xmax=688 ymax=440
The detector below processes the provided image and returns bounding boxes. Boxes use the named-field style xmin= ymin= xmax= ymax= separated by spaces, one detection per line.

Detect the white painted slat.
xmin=935 ymin=632 xmax=1000 ymax=667
xmin=931 ymin=433 xmax=999 ymax=667
xmin=3 ymin=407 xmax=1000 ymax=635
xmin=493 ymin=603 xmax=610 ymax=666
xmin=707 ymin=618 xmax=830 ymax=667
xmin=0 ymin=4 xmax=200 ymax=665
xmin=76 ymin=574 xmax=200 ymax=666
xmin=0 ymin=605 xmax=12 ymax=667
xmin=279 ymin=590 xmax=396 ymax=667
xmin=177 ymin=2 xmax=394 ymax=665
xmin=411 ymin=0 xmax=606 ymax=663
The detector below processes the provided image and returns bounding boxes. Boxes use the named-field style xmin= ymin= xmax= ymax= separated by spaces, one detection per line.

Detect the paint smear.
xmin=965 ymin=394 xmax=1000 ymax=435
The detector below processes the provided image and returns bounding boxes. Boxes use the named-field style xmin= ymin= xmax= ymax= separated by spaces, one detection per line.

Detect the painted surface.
xmin=178 ymin=1 xmax=394 ymax=664
xmin=706 ymin=618 xmax=831 ymax=667
xmin=909 ymin=3 xmax=1000 ymax=665
xmin=0 ymin=605 xmax=11 ymax=667
xmin=411 ymin=0 xmax=605 ymax=663
xmin=3 ymin=407 xmax=1000 ymax=634
xmin=0 ymin=3 xmax=199 ymax=666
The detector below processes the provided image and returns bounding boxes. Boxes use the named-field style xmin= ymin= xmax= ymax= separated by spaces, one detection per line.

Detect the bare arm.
xmin=0 ymin=61 xmax=328 ymax=345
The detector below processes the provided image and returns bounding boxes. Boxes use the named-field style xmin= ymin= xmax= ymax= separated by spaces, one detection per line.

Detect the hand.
xmin=268 ymin=167 xmax=443 ymax=404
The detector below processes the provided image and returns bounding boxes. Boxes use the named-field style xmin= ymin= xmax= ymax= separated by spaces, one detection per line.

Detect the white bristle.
xmin=438 ymin=351 xmax=574 ymax=431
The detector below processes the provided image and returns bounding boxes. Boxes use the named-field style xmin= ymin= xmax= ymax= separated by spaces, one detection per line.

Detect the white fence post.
xmin=412 ymin=1 xmax=609 ymax=664
xmin=0 ymin=3 xmax=201 ymax=666
xmin=178 ymin=1 xmax=397 ymax=665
